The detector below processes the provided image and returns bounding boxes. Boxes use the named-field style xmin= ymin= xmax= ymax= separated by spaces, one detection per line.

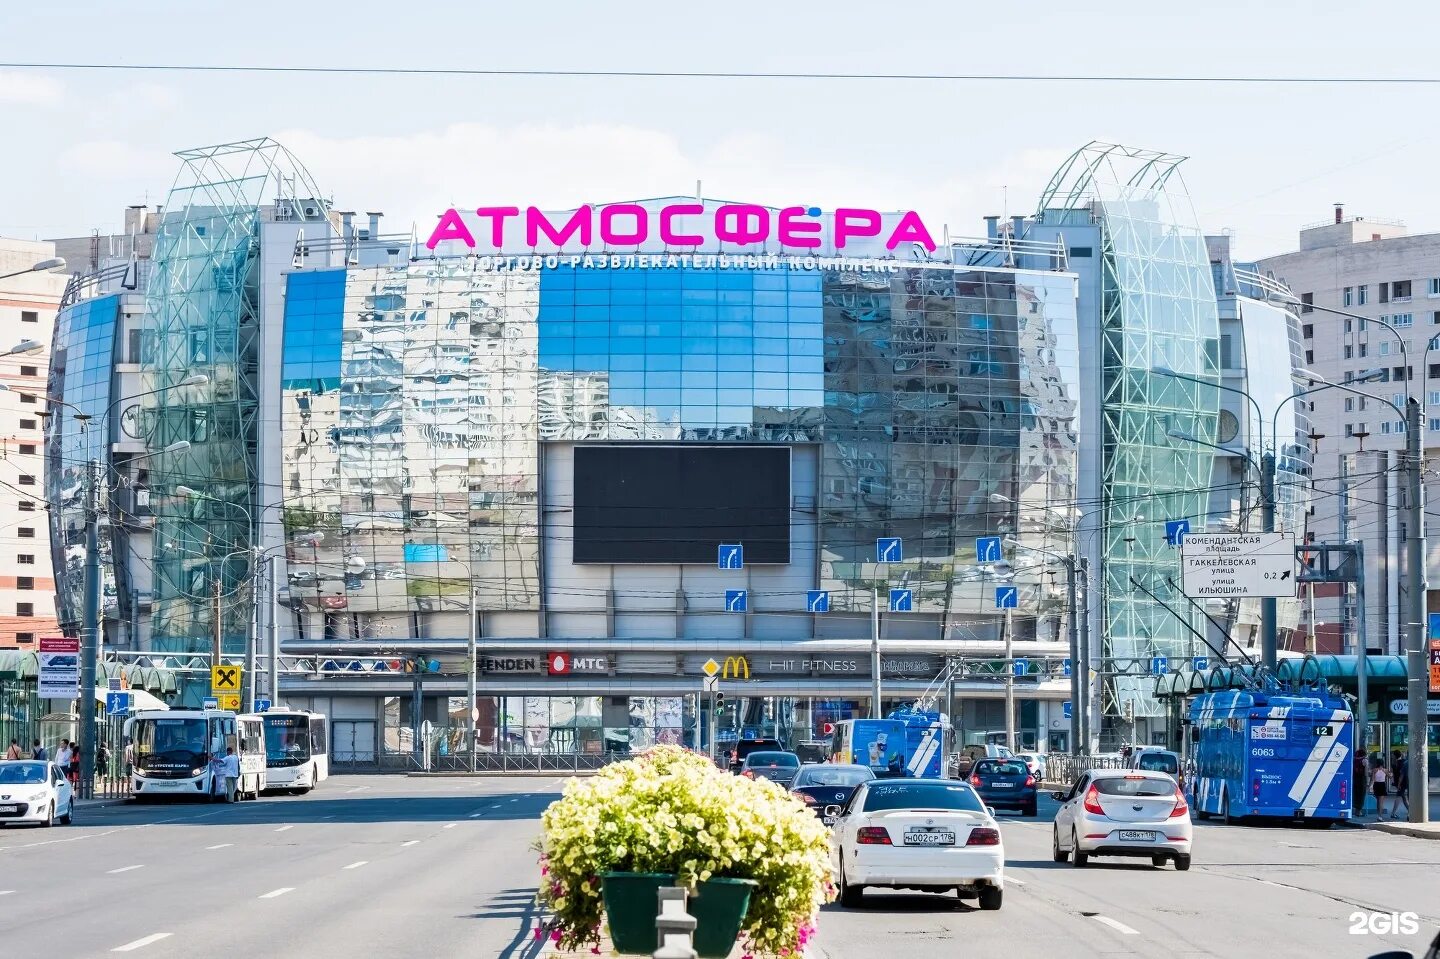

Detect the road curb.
xmin=406 ymin=770 xmax=598 ymax=778
xmin=1368 ymin=821 xmax=1440 ymax=840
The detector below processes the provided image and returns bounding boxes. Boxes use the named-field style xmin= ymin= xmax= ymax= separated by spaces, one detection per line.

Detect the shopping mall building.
xmin=42 ymin=139 xmax=1307 ymax=763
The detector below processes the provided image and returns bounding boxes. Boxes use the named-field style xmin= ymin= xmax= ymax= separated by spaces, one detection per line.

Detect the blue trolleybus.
xmin=1184 ymin=688 xmax=1354 ymax=826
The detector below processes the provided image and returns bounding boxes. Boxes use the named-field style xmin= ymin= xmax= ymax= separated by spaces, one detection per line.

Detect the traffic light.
xmin=714 ymin=692 xmax=725 ymax=713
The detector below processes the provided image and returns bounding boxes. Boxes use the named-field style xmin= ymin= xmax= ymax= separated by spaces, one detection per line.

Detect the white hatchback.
xmin=830 ymin=779 xmax=1004 ymax=910
xmin=1051 ymin=769 xmax=1191 ymax=870
xmin=0 ymin=760 xmax=74 ymax=827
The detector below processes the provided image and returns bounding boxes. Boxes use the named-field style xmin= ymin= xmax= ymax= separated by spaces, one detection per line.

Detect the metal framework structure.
xmin=1037 ymin=142 xmax=1221 ymax=724
xmin=142 ymin=138 xmax=329 ymax=657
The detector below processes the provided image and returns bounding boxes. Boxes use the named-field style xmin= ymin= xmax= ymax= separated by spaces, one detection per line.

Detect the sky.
xmin=2 ymin=1 xmax=1439 ymax=260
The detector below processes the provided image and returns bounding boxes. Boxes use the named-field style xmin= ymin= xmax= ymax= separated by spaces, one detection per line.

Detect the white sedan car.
xmin=0 ymin=760 xmax=74 ymax=827
xmin=1051 ymin=769 xmax=1191 ymax=870
xmin=829 ymin=778 xmax=1004 ymax=909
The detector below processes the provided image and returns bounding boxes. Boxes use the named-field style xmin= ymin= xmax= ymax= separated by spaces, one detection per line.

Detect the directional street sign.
xmin=889 ymin=588 xmax=913 ymax=612
xmin=876 ymin=537 xmax=903 ymax=563
xmin=255 ymin=697 xmax=272 ymax=713
xmin=217 ymin=694 xmax=241 ymax=711
xmin=704 ymin=675 xmax=719 ymax=693
xmin=203 ymin=697 xmax=219 ymax=709
xmin=1151 ymin=655 xmax=1169 ymax=675
xmin=806 ymin=590 xmax=830 ymax=613
xmin=718 ymin=544 xmax=744 ymax=570
xmin=1165 ymin=519 xmax=1191 ymax=546
xmin=1012 ymin=659 xmax=1029 ymax=676
xmin=1061 ymin=658 xmax=1072 ymax=677
xmin=724 ymin=589 xmax=748 ymax=613
xmin=995 ymin=585 xmax=1019 ymax=609
xmin=1193 ymin=655 xmax=1209 ymax=671
xmin=211 ymin=664 xmax=241 ymax=693
xmin=975 ymin=536 xmax=1003 ymax=564
xmin=105 ymin=691 xmax=131 ymax=716
xmin=1180 ymin=531 xmax=1298 ymax=598
xmin=1063 ymin=701 xmax=1072 ymax=720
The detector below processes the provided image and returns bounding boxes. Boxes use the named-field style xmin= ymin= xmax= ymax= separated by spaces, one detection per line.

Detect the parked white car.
xmin=830 ymin=778 xmax=1004 ymax=909
xmin=1051 ymin=768 xmax=1191 ymax=870
xmin=1015 ymin=752 xmax=1048 ymax=779
xmin=0 ymin=760 xmax=74 ymax=827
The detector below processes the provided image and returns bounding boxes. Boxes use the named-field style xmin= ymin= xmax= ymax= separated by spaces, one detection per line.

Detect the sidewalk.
xmin=1351 ymin=793 xmax=1440 ymax=839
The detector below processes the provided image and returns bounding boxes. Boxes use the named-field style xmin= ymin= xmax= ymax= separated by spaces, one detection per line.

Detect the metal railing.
xmin=1040 ymin=753 xmax=1133 ymax=786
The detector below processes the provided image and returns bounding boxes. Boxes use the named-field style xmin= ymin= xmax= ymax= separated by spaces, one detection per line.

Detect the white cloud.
xmin=58 ymin=140 xmax=175 ymax=180
xmin=273 ymin=122 xmax=1071 ymax=240
xmin=103 ymin=82 xmax=182 ymax=112
xmin=0 ymin=70 xmax=63 ymax=104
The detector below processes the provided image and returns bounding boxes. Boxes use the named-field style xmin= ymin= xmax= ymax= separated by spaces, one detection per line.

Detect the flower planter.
xmin=601 ymin=872 xmax=756 ymax=958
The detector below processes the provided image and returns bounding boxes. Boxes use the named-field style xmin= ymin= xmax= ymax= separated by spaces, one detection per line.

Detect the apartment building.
xmin=0 ymin=238 xmax=67 ymax=649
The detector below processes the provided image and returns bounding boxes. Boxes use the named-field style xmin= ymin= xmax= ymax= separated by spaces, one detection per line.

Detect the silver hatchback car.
xmin=1051 ymin=768 xmax=1193 ymax=870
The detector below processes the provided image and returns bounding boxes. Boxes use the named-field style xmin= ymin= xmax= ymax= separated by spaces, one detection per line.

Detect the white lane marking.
xmin=0 ymin=889 xmax=14 ymax=895
xmin=346 ymin=785 xmax=370 ymax=793
xmin=107 ymin=864 xmax=145 ymax=874
xmin=1092 ymin=916 xmax=1139 ymax=935
xmin=343 ymin=861 xmax=368 ymax=870
xmin=443 ymin=823 xmax=458 ymax=829
xmin=258 ymin=887 xmax=295 ymax=899
xmin=1006 ymin=877 xmax=1026 ymax=886
xmin=468 ymin=812 xmax=484 ymax=818
xmin=205 ymin=843 xmax=233 ymax=850
xmin=401 ymin=840 xmax=420 ymax=847
xmin=274 ymin=825 xmax=294 ymax=833
xmin=112 ymin=933 xmax=172 ymax=952
xmin=321 ymin=815 xmax=336 ymax=820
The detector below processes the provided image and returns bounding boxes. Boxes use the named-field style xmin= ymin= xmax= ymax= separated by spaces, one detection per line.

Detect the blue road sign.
xmin=889 ymin=588 xmax=913 ymax=612
xmin=975 ymin=536 xmax=1003 ymax=564
xmin=1062 ymin=658 xmax=1072 ymax=677
xmin=806 ymin=590 xmax=830 ymax=613
xmin=1151 ymin=655 xmax=1169 ymax=675
xmin=1164 ymin=519 xmax=1191 ymax=546
xmin=995 ymin=585 xmax=1019 ymax=609
xmin=255 ymin=697 xmax=272 ymax=713
xmin=1012 ymin=659 xmax=1029 ymax=676
xmin=203 ymin=697 xmax=219 ymax=709
xmin=1193 ymin=655 xmax=1209 ymax=671
xmin=105 ymin=692 xmax=130 ymax=716
xmin=1063 ymin=701 xmax=1073 ymax=720
xmin=876 ymin=537 xmax=903 ymax=563
xmin=1429 ymin=613 xmax=1440 ymax=640
xmin=725 ymin=589 xmax=748 ymax=613
xmin=718 ymin=544 xmax=744 ymax=570
xmin=107 ymin=677 xmax=122 ymax=692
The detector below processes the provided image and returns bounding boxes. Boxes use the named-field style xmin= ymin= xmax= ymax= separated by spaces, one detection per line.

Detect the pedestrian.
xmin=1390 ymin=750 xmax=1409 ymax=820
xmin=55 ymin=739 xmax=72 ymax=772
xmin=1370 ymin=753 xmax=1390 ymax=820
xmin=96 ymin=741 xmax=110 ymax=781
xmin=1352 ymin=750 xmax=1367 ymax=815
xmin=31 ymin=739 xmax=46 ymax=761
xmin=4 ymin=738 xmax=21 ymax=760
xmin=67 ymin=742 xmax=82 ymax=788
xmin=221 ymin=746 xmax=240 ymax=803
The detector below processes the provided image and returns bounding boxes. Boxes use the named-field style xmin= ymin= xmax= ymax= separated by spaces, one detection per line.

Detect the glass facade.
xmin=277 ymin=259 xmax=1080 ymax=634
xmin=44 ymin=294 xmax=122 ymax=630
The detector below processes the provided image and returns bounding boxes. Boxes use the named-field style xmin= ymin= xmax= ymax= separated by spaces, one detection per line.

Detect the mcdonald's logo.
xmin=722 ymin=656 xmax=750 ymax=680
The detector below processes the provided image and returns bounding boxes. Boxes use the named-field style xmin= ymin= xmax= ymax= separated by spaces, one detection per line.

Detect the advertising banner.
xmin=38 ymin=636 xmax=80 ymax=700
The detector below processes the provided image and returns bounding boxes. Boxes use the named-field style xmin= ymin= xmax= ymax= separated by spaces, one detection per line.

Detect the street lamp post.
xmin=870 ymin=586 xmax=881 ymax=720
xmin=0 ymin=257 xmax=66 ymax=282
xmin=1005 ymin=538 xmax=1082 ymax=757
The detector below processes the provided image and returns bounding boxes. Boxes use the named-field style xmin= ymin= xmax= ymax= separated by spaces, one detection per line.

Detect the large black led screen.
xmin=573 ymin=445 xmax=791 ymax=564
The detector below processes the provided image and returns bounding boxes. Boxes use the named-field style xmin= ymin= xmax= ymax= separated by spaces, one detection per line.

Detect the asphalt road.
xmin=1 ymin=777 xmax=1436 ymax=959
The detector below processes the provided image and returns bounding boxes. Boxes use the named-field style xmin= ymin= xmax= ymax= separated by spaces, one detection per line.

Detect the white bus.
xmin=246 ymin=710 xmax=329 ymax=793
xmin=126 ymin=708 xmax=267 ymax=801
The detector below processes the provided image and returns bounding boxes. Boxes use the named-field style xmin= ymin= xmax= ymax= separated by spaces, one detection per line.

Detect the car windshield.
xmin=263 ymin=716 xmax=312 ymax=766
xmin=738 ymin=741 xmax=781 ymax=754
xmin=975 ymin=761 xmax=1027 ymax=776
xmin=133 ymin=717 xmax=208 ymax=761
xmin=794 ymin=766 xmax=873 ymax=787
xmin=0 ymin=762 xmax=47 ymax=784
xmin=1137 ymin=754 xmax=1179 ymax=774
xmin=862 ymin=782 xmax=985 ymax=813
xmin=747 ymin=752 xmax=798 ymax=767
xmin=1094 ymin=776 xmax=1174 ymax=797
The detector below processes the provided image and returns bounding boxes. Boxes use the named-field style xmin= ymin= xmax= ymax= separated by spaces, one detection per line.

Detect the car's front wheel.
xmin=838 ymin=855 xmax=864 ymax=907
xmin=40 ymin=804 xmax=53 ymax=828
xmin=60 ymin=799 xmax=72 ymax=825
xmin=978 ymin=886 xmax=1003 ymax=910
xmin=1052 ymin=827 xmax=1068 ymax=862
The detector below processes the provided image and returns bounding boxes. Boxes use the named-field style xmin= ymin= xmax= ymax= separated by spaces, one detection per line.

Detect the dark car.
xmin=789 ymin=763 xmax=874 ymax=825
xmin=728 ymin=737 xmax=783 ymax=773
xmin=739 ymin=751 xmax=801 ymax=788
xmin=968 ymin=758 xmax=1037 ymax=816
xmin=794 ymin=741 xmax=829 ymax=765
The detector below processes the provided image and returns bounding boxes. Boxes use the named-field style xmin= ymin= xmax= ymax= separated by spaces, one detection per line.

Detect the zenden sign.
xmin=426 ymin=201 xmax=938 ymax=257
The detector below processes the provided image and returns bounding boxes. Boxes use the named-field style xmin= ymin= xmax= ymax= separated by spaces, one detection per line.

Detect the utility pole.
xmin=1403 ymin=397 xmax=1429 ymax=821
xmin=244 ymin=551 xmax=258 ymax=713
xmin=212 ymin=575 xmax=223 ymax=670
xmin=1065 ymin=556 xmax=1081 ymax=757
xmin=468 ymin=586 xmax=478 ymax=773
xmin=1354 ymin=540 xmax=1369 ymax=761
xmin=870 ymin=587 xmax=882 ymax=719
xmin=265 ymin=554 xmax=279 ymax=703
xmin=1003 ymin=604 xmax=1015 ymax=750
xmin=78 ymin=460 xmax=100 ymax=800
xmin=1260 ymin=450 xmax=1278 ymax=671
xmin=1078 ymin=556 xmax=1092 ymax=754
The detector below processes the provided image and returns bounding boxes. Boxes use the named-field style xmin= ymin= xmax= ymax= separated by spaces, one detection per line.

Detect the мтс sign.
xmin=1180 ymin=532 xmax=1297 ymax=599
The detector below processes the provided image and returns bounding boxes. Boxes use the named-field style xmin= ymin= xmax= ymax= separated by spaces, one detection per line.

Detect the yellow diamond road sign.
xmin=216 ymin=693 xmax=241 ymax=711
xmin=212 ymin=665 xmax=241 ymax=692
xmin=702 ymin=658 xmax=720 ymax=678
